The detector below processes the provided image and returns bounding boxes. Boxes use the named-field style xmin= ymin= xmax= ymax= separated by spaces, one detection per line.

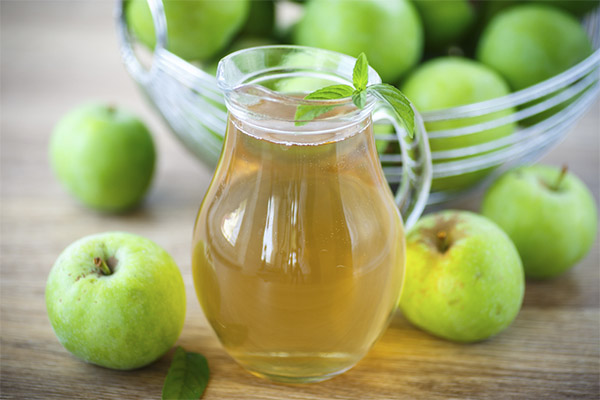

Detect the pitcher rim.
xmin=216 ymin=45 xmax=381 ymax=126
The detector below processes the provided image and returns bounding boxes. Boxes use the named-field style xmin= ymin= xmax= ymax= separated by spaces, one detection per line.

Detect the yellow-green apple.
xmin=400 ymin=210 xmax=524 ymax=342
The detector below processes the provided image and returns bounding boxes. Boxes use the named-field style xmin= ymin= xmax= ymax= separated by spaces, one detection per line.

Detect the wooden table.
xmin=1 ymin=2 xmax=598 ymax=399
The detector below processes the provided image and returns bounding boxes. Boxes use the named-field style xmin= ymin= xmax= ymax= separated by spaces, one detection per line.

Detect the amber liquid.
xmin=192 ymin=97 xmax=405 ymax=382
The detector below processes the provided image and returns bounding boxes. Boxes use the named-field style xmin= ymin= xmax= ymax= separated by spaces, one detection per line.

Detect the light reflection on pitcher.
xmin=192 ymin=46 xmax=431 ymax=383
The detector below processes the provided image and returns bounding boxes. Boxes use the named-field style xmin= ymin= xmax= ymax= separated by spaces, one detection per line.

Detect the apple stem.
xmin=94 ymin=257 xmax=112 ymax=275
xmin=437 ymin=231 xmax=450 ymax=253
xmin=553 ymin=165 xmax=568 ymax=191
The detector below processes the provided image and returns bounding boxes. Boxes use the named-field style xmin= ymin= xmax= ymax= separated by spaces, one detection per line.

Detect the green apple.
xmin=412 ymin=0 xmax=476 ymax=50
xmin=293 ymin=0 xmax=423 ymax=83
xmin=477 ymin=5 xmax=592 ymax=125
xmin=50 ymin=103 xmax=155 ymax=212
xmin=126 ymin=0 xmax=249 ymax=61
xmin=400 ymin=57 xmax=515 ymax=193
xmin=481 ymin=164 xmax=598 ymax=279
xmin=400 ymin=210 xmax=524 ymax=342
xmin=46 ymin=232 xmax=186 ymax=370
xmin=476 ymin=4 xmax=592 ymax=92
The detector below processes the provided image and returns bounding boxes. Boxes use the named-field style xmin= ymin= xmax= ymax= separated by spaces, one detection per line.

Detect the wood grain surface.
xmin=1 ymin=2 xmax=599 ymax=399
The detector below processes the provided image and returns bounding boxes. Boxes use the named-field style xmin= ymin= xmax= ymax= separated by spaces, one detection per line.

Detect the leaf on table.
xmin=162 ymin=346 xmax=210 ymax=400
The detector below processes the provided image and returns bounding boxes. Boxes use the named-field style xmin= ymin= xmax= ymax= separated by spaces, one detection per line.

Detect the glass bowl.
xmin=116 ymin=0 xmax=600 ymax=205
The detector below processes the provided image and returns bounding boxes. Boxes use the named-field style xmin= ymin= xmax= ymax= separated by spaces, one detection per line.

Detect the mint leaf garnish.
xmin=352 ymin=90 xmax=367 ymax=109
xmin=162 ymin=347 xmax=209 ymax=400
xmin=367 ymin=83 xmax=414 ymax=138
xmin=353 ymin=53 xmax=368 ymax=91
xmin=294 ymin=53 xmax=414 ymax=137
xmin=305 ymin=84 xmax=355 ymax=99
xmin=294 ymin=84 xmax=354 ymax=125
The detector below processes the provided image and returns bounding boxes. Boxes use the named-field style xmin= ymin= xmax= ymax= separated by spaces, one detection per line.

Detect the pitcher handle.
xmin=372 ymin=105 xmax=432 ymax=229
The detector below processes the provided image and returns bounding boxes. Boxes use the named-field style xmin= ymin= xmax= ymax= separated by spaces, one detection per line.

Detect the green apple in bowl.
xmin=481 ymin=164 xmax=598 ymax=279
xmin=50 ymin=103 xmax=156 ymax=212
xmin=126 ymin=0 xmax=249 ymax=61
xmin=476 ymin=5 xmax=592 ymax=125
xmin=399 ymin=210 xmax=524 ymax=342
xmin=400 ymin=57 xmax=516 ymax=193
xmin=293 ymin=0 xmax=423 ymax=83
xmin=477 ymin=4 xmax=592 ymax=92
xmin=46 ymin=232 xmax=186 ymax=370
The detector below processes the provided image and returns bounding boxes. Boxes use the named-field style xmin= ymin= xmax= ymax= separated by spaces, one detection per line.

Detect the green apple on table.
xmin=293 ymin=0 xmax=423 ymax=83
xmin=46 ymin=232 xmax=186 ymax=370
xmin=400 ymin=210 xmax=525 ymax=343
xmin=481 ymin=164 xmax=598 ymax=279
xmin=126 ymin=0 xmax=249 ymax=61
xmin=50 ymin=103 xmax=155 ymax=212
xmin=400 ymin=57 xmax=515 ymax=193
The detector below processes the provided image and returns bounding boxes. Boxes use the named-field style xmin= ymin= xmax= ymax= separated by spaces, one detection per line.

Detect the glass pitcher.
xmin=192 ymin=46 xmax=431 ymax=383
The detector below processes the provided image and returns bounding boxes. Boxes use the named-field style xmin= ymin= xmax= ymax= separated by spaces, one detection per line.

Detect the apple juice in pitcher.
xmin=192 ymin=46 xmax=430 ymax=383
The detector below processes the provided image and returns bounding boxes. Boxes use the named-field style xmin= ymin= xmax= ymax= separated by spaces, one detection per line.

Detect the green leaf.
xmin=304 ymin=84 xmax=355 ymax=100
xmin=294 ymin=84 xmax=354 ymax=126
xmin=353 ymin=53 xmax=369 ymax=91
xmin=294 ymin=105 xmax=336 ymax=126
xmin=162 ymin=347 xmax=210 ymax=400
xmin=352 ymin=90 xmax=367 ymax=109
xmin=366 ymin=83 xmax=415 ymax=138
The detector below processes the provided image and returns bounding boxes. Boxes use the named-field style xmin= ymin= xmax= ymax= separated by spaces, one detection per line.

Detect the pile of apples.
xmin=125 ymin=0 xmax=597 ymax=194
xmin=400 ymin=165 xmax=597 ymax=342
xmin=124 ymin=0 xmax=597 ymax=89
